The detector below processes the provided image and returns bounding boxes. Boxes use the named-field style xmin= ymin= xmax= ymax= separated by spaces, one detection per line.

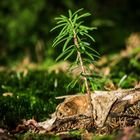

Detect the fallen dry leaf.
xmin=3 ymin=92 xmax=13 ymax=97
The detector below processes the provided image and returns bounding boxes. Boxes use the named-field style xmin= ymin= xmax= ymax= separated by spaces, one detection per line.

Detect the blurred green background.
xmin=0 ymin=1 xmax=140 ymax=133
xmin=0 ymin=0 xmax=140 ymax=65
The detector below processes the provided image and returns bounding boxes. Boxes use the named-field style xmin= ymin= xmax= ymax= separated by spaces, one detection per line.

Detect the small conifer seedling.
xmin=51 ymin=8 xmax=99 ymax=118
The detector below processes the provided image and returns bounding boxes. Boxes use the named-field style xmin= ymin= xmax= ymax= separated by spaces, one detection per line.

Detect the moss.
xmin=0 ymin=70 xmax=79 ymax=129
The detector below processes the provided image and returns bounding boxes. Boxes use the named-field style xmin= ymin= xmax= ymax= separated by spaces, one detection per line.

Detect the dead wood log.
xmin=55 ymin=88 xmax=140 ymax=127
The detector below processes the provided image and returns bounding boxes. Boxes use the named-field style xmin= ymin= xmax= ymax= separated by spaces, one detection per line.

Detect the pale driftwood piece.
xmin=33 ymin=88 xmax=140 ymax=132
xmin=37 ymin=117 xmax=57 ymax=131
xmin=56 ymin=88 xmax=140 ymax=100
xmin=55 ymin=94 xmax=85 ymax=99
xmin=55 ymin=88 xmax=140 ymax=128
xmin=92 ymin=88 xmax=140 ymax=127
xmin=92 ymin=91 xmax=117 ymax=127
xmin=93 ymin=88 xmax=140 ymax=127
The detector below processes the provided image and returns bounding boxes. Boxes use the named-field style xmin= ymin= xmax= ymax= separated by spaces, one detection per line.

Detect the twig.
xmin=73 ymin=29 xmax=94 ymax=119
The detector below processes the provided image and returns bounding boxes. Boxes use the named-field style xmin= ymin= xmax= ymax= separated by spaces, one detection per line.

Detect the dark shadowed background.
xmin=0 ymin=0 xmax=140 ymax=65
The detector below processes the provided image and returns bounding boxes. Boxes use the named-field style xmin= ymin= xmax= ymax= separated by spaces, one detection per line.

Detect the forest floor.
xmin=0 ymin=33 xmax=140 ymax=139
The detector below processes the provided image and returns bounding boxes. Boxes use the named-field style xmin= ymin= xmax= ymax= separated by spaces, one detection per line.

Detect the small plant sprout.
xmin=51 ymin=8 xmax=99 ymax=118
